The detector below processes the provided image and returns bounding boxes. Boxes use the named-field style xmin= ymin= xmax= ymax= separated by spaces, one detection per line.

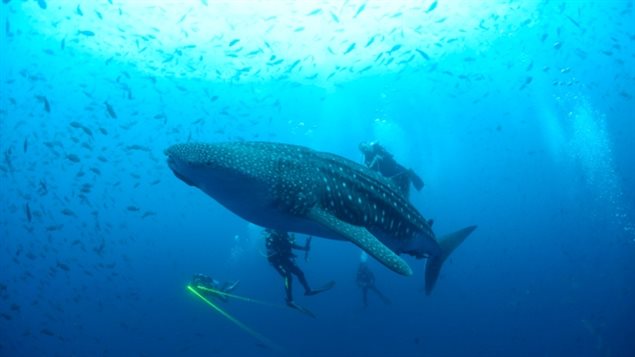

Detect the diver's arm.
xmin=288 ymin=233 xmax=306 ymax=251
xmin=368 ymin=155 xmax=382 ymax=170
xmin=292 ymin=237 xmax=312 ymax=251
xmin=291 ymin=243 xmax=307 ymax=250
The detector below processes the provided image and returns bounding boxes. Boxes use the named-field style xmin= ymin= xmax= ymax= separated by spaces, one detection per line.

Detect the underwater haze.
xmin=1 ymin=0 xmax=634 ymax=356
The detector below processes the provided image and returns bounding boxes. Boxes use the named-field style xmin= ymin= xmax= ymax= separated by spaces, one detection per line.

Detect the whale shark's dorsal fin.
xmin=307 ymin=208 xmax=413 ymax=276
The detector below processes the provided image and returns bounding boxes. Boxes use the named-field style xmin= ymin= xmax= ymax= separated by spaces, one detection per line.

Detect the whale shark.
xmin=165 ymin=141 xmax=476 ymax=294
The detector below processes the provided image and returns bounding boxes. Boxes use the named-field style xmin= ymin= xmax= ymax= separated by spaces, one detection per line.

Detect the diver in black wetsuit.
xmin=359 ymin=141 xmax=424 ymax=198
xmin=356 ymin=262 xmax=391 ymax=308
xmin=191 ymin=273 xmax=240 ymax=302
xmin=264 ymin=229 xmax=334 ymax=317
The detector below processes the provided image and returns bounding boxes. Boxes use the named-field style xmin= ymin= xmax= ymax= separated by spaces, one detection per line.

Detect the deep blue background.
xmin=1 ymin=1 xmax=634 ymax=356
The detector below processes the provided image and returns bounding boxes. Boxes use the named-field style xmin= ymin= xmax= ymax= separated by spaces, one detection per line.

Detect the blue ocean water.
xmin=1 ymin=1 xmax=634 ymax=356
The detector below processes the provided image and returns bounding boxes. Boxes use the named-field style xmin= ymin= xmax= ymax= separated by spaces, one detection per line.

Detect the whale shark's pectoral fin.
xmin=307 ymin=208 xmax=412 ymax=276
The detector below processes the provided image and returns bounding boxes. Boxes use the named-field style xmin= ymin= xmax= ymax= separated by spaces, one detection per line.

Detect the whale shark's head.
xmin=166 ymin=142 xmax=273 ymax=189
xmin=165 ymin=142 xmax=285 ymax=221
xmin=166 ymin=143 xmax=220 ymax=188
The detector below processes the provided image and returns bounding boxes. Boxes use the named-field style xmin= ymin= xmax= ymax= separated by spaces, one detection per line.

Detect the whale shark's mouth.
xmin=173 ymin=170 xmax=197 ymax=187
xmin=167 ymin=156 xmax=197 ymax=187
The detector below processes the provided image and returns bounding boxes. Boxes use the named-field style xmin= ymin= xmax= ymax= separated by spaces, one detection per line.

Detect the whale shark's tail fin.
xmin=425 ymin=225 xmax=477 ymax=295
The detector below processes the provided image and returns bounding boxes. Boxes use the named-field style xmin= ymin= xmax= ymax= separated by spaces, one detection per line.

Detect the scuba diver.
xmin=359 ymin=141 xmax=424 ymax=198
xmin=264 ymin=229 xmax=335 ymax=317
xmin=356 ymin=258 xmax=391 ymax=308
xmin=191 ymin=273 xmax=240 ymax=302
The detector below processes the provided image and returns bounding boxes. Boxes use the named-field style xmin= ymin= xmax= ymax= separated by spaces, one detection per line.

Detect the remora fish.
xmin=165 ymin=142 xmax=476 ymax=294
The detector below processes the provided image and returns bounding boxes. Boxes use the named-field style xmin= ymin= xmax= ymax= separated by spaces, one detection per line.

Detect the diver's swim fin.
xmin=305 ymin=280 xmax=335 ymax=296
xmin=287 ymin=301 xmax=316 ymax=318
xmin=409 ymin=169 xmax=424 ymax=191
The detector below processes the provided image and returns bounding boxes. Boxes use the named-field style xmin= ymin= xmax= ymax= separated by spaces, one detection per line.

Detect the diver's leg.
xmin=271 ymin=261 xmax=285 ymax=277
xmin=388 ymin=170 xmax=411 ymax=197
xmin=288 ymin=263 xmax=312 ymax=295
xmin=272 ymin=262 xmax=294 ymax=303
xmin=286 ymin=262 xmax=335 ymax=296
xmin=283 ymin=273 xmax=294 ymax=303
xmin=398 ymin=176 xmax=410 ymax=198
xmin=369 ymin=286 xmax=391 ymax=305
xmin=362 ymin=288 xmax=369 ymax=308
